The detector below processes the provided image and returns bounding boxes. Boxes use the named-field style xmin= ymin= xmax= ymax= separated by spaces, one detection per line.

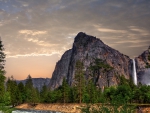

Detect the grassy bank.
xmin=0 ymin=104 xmax=16 ymax=113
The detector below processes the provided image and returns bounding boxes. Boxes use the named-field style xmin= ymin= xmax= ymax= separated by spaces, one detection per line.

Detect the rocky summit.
xmin=49 ymin=32 xmax=150 ymax=89
xmin=49 ymin=32 xmax=134 ymax=89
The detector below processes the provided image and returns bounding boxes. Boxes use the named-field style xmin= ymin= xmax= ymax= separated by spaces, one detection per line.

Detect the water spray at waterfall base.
xmin=141 ymin=69 xmax=150 ymax=85
xmin=132 ymin=59 xmax=137 ymax=85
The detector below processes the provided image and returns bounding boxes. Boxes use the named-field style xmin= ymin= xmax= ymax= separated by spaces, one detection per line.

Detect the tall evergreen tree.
xmin=61 ymin=77 xmax=69 ymax=103
xmin=0 ymin=37 xmax=5 ymax=71
xmin=25 ymin=75 xmax=39 ymax=104
xmin=74 ymin=60 xmax=85 ymax=103
xmin=25 ymin=74 xmax=34 ymax=102
xmin=25 ymin=74 xmax=33 ymax=89
xmin=35 ymin=87 xmax=40 ymax=102
xmin=6 ymin=76 xmax=18 ymax=106
xmin=18 ymin=82 xmax=26 ymax=103
xmin=0 ymin=74 xmax=5 ymax=103
xmin=31 ymin=88 xmax=39 ymax=105
xmin=69 ymin=87 xmax=77 ymax=103
xmin=40 ymin=84 xmax=48 ymax=102
xmin=90 ymin=58 xmax=113 ymax=87
xmin=0 ymin=38 xmax=6 ymax=103
xmin=87 ymin=80 xmax=97 ymax=103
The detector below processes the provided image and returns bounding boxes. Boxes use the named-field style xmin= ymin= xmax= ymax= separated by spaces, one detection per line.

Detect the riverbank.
xmin=15 ymin=103 xmax=150 ymax=113
xmin=15 ymin=103 xmax=85 ymax=113
xmin=0 ymin=105 xmax=15 ymax=113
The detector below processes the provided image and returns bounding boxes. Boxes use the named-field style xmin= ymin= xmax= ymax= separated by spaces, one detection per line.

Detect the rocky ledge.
xmin=49 ymin=32 xmax=132 ymax=89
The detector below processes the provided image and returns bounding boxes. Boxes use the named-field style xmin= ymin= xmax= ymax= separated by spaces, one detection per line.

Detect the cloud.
xmin=0 ymin=22 xmax=3 ymax=26
xmin=1 ymin=0 xmax=150 ymax=79
xmin=25 ymin=38 xmax=59 ymax=47
xmin=128 ymin=45 xmax=148 ymax=48
xmin=129 ymin=26 xmax=150 ymax=36
xmin=97 ymin=28 xmax=126 ymax=33
xmin=0 ymin=0 xmax=150 ymax=59
xmin=115 ymin=39 xmax=150 ymax=44
xmin=22 ymin=3 xmax=29 ymax=7
xmin=6 ymin=52 xmax=61 ymax=58
xmin=19 ymin=30 xmax=47 ymax=35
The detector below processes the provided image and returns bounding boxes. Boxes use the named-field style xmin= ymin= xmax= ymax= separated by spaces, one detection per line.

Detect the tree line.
xmin=2 ymin=61 xmax=150 ymax=107
xmin=1 ymin=38 xmax=150 ymax=107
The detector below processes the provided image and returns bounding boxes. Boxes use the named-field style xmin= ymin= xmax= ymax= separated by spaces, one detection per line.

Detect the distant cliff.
xmin=17 ymin=78 xmax=50 ymax=91
xmin=49 ymin=49 xmax=72 ymax=89
xmin=135 ymin=46 xmax=150 ymax=84
xmin=49 ymin=32 xmax=132 ymax=89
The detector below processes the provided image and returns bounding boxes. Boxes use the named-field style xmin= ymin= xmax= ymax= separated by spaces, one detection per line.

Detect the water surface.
xmin=12 ymin=109 xmax=61 ymax=113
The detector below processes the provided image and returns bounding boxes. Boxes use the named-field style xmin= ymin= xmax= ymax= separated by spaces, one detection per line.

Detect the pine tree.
xmin=40 ymin=84 xmax=48 ymax=102
xmin=15 ymin=83 xmax=22 ymax=105
xmin=90 ymin=58 xmax=113 ymax=87
xmin=74 ymin=60 xmax=85 ymax=103
xmin=35 ymin=87 xmax=40 ymax=102
xmin=25 ymin=74 xmax=34 ymax=102
xmin=6 ymin=76 xmax=18 ymax=107
xmin=25 ymin=74 xmax=33 ymax=89
xmin=61 ymin=77 xmax=69 ymax=103
xmin=0 ymin=38 xmax=6 ymax=103
xmin=0 ymin=74 xmax=6 ymax=103
xmin=25 ymin=75 xmax=39 ymax=104
xmin=87 ymin=80 xmax=97 ymax=103
xmin=18 ymin=82 xmax=26 ymax=103
xmin=0 ymin=37 xmax=5 ymax=71
xmin=69 ymin=87 xmax=77 ymax=103
xmin=31 ymin=88 xmax=39 ymax=105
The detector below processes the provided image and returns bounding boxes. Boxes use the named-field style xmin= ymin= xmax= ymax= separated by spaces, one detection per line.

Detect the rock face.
xmin=17 ymin=78 xmax=50 ymax=91
xmin=50 ymin=49 xmax=72 ymax=89
xmin=135 ymin=46 xmax=150 ymax=84
xmin=49 ymin=32 xmax=132 ymax=89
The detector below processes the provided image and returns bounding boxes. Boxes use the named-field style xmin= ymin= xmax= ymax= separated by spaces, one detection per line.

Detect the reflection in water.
xmin=12 ymin=110 xmax=61 ymax=113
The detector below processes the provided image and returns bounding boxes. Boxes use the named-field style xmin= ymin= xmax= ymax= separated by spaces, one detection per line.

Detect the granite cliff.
xmin=49 ymin=32 xmax=132 ymax=89
xmin=135 ymin=46 xmax=150 ymax=84
xmin=17 ymin=78 xmax=50 ymax=91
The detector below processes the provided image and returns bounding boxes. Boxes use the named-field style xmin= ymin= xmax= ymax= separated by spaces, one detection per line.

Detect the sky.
xmin=0 ymin=0 xmax=150 ymax=80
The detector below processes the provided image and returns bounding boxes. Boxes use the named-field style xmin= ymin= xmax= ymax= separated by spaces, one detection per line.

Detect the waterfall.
xmin=132 ymin=59 xmax=137 ymax=85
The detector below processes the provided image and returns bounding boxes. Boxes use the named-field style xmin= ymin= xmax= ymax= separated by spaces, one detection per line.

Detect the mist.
xmin=141 ymin=69 xmax=150 ymax=85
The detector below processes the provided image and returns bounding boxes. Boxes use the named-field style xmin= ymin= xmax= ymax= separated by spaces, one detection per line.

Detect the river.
xmin=12 ymin=109 xmax=61 ymax=113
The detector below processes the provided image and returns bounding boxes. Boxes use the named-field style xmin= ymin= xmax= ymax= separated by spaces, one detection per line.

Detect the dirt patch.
xmin=140 ymin=107 xmax=150 ymax=113
xmin=15 ymin=103 xmax=85 ymax=113
xmin=17 ymin=103 xmax=150 ymax=113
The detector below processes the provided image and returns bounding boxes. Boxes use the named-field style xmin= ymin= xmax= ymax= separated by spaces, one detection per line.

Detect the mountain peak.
xmin=74 ymin=32 xmax=104 ymax=49
xmin=75 ymin=32 xmax=96 ymax=41
xmin=50 ymin=32 xmax=131 ymax=89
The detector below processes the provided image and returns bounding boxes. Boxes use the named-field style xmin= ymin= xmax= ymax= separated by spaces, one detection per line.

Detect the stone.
xmin=17 ymin=78 xmax=51 ymax=91
xmin=135 ymin=46 xmax=150 ymax=84
xmin=49 ymin=32 xmax=131 ymax=89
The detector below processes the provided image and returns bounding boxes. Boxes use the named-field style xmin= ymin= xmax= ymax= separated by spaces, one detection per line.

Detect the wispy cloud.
xmin=1 ymin=0 xmax=150 ymax=79
xmin=115 ymin=39 xmax=150 ymax=44
xmin=129 ymin=26 xmax=149 ymax=36
xmin=128 ymin=45 xmax=148 ymax=48
xmin=6 ymin=52 xmax=62 ymax=58
xmin=25 ymin=38 xmax=58 ymax=47
xmin=1 ymin=0 xmax=149 ymax=59
xmin=98 ymin=28 xmax=126 ymax=33
xmin=19 ymin=30 xmax=47 ymax=35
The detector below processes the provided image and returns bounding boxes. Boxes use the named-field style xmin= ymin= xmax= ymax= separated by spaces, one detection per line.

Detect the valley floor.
xmin=15 ymin=103 xmax=84 ymax=113
xmin=15 ymin=103 xmax=150 ymax=113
